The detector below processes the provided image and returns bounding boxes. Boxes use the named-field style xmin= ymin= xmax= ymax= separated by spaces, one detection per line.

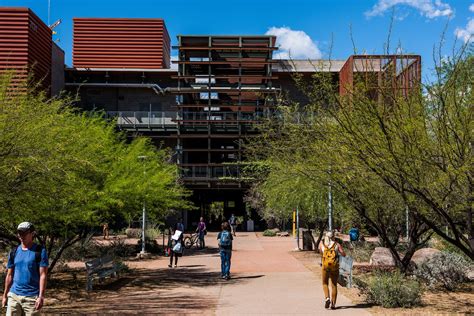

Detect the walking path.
xmin=46 ymin=232 xmax=370 ymax=315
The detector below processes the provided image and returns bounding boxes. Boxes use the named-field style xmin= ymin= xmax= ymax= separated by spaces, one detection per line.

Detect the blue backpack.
xmin=220 ymin=230 xmax=231 ymax=247
xmin=349 ymin=228 xmax=359 ymax=242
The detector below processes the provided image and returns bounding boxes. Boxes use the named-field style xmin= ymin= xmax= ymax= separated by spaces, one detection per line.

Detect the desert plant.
xmin=263 ymin=229 xmax=277 ymax=237
xmin=343 ymin=241 xmax=377 ymax=262
xmin=108 ymin=238 xmax=135 ymax=258
xmin=414 ymin=251 xmax=472 ymax=290
xmin=356 ymin=271 xmax=422 ymax=308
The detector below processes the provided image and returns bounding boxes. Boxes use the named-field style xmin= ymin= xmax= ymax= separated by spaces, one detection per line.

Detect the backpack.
xmin=9 ymin=244 xmax=43 ymax=270
xmin=349 ymin=228 xmax=359 ymax=242
xmin=322 ymin=242 xmax=339 ymax=271
xmin=220 ymin=230 xmax=231 ymax=247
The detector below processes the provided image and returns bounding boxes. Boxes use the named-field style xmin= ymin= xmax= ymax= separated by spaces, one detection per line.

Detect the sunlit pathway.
xmin=214 ymin=232 xmax=370 ymax=315
xmin=47 ymin=232 xmax=370 ymax=315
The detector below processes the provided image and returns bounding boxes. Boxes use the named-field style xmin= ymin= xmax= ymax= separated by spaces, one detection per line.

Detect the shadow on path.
xmin=44 ymin=264 xmax=258 ymax=314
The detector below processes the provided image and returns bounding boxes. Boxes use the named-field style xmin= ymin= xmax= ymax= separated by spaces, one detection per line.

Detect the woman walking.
xmin=217 ymin=222 xmax=233 ymax=280
xmin=168 ymin=222 xmax=184 ymax=268
xmin=196 ymin=217 xmax=207 ymax=249
xmin=319 ymin=231 xmax=346 ymax=310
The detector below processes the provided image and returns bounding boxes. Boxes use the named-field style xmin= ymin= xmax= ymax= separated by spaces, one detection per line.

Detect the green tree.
xmin=0 ymin=74 xmax=192 ymax=272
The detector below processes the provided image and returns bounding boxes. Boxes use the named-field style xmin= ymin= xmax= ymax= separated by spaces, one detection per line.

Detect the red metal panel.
xmin=0 ymin=7 xmax=51 ymax=94
xmin=73 ymin=18 xmax=170 ymax=69
xmin=339 ymin=55 xmax=421 ymax=100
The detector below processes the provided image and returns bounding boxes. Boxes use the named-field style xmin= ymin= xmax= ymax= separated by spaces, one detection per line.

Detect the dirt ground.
xmin=290 ymin=251 xmax=474 ymax=315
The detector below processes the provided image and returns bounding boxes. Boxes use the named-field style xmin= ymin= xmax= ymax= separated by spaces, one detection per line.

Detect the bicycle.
xmin=183 ymin=233 xmax=199 ymax=249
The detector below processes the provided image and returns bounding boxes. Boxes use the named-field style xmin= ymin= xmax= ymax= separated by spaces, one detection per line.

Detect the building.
xmin=0 ymin=8 xmax=421 ymax=228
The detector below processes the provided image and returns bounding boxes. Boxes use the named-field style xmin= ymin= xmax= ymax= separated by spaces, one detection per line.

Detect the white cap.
xmin=17 ymin=222 xmax=34 ymax=232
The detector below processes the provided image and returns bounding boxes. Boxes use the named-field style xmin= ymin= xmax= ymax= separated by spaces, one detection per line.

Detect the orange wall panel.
xmin=73 ymin=18 xmax=170 ymax=69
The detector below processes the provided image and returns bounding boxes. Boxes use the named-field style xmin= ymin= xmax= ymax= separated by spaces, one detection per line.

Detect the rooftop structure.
xmin=73 ymin=18 xmax=170 ymax=69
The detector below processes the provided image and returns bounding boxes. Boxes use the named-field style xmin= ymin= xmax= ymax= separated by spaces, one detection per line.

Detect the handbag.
xmin=172 ymin=241 xmax=182 ymax=253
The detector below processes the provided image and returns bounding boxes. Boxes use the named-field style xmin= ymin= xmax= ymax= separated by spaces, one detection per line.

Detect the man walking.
xmin=2 ymin=222 xmax=49 ymax=315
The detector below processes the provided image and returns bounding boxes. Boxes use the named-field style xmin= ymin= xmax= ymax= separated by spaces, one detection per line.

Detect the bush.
xmin=263 ymin=229 xmax=277 ymax=237
xmin=61 ymin=234 xmax=102 ymax=261
xmin=356 ymin=271 xmax=422 ymax=308
xmin=108 ymin=238 xmax=135 ymax=258
xmin=342 ymin=241 xmax=376 ymax=262
xmin=414 ymin=251 xmax=472 ymax=291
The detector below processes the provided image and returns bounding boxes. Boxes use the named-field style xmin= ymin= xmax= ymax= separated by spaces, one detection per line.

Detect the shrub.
xmin=263 ymin=229 xmax=277 ymax=237
xmin=125 ymin=228 xmax=141 ymax=238
xmin=356 ymin=271 xmax=422 ymax=308
xmin=61 ymin=234 xmax=102 ymax=261
xmin=108 ymin=238 xmax=135 ymax=258
xmin=342 ymin=241 xmax=376 ymax=262
xmin=414 ymin=251 xmax=472 ymax=291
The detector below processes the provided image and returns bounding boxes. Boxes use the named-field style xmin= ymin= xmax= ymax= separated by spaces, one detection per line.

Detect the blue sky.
xmin=1 ymin=0 xmax=473 ymax=82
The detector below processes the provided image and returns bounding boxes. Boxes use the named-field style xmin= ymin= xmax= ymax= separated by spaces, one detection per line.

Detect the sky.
xmin=1 ymin=0 xmax=473 ymax=83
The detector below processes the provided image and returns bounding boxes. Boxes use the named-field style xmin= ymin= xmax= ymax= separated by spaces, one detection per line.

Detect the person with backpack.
xmin=168 ymin=222 xmax=184 ymax=268
xmin=2 ymin=222 xmax=49 ymax=315
xmin=318 ymin=231 xmax=346 ymax=310
xmin=196 ymin=217 xmax=207 ymax=249
xmin=228 ymin=214 xmax=237 ymax=236
xmin=217 ymin=221 xmax=233 ymax=280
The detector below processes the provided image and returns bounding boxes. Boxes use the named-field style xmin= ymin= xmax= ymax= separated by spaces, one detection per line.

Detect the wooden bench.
xmin=338 ymin=256 xmax=354 ymax=288
xmin=85 ymin=255 xmax=120 ymax=291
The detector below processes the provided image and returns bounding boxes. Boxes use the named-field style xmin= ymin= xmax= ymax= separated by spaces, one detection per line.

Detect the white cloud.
xmin=265 ymin=27 xmax=322 ymax=60
xmin=455 ymin=19 xmax=474 ymax=43
xmin=366 ymin=0 xmax=453 ymax=19
xmin=454 ymin=3 xmax=474 ymax=43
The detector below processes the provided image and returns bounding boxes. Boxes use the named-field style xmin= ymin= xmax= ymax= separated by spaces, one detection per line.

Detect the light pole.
xmin=138 ymin=155 xmax=147 ymax=255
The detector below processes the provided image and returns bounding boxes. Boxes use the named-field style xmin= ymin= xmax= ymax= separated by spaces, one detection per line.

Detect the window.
xmin=200 ymin=92 xmax=218 ymax=100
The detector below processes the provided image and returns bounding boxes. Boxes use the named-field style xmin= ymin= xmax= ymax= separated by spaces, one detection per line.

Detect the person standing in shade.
xmin=217 ymin=221 xmax=233 ymax=280
xmin=196 ymin=217 xmax=207 ymax=249
xmin=168 ymin=222 xmax=184 ymax=268
xmin=228 ymin=214 xmax=237 ymax=236
xmin=2 ymin=222 xmax=49 ymax=315
xmin=319 ymin=231 xmax=346 ymax=310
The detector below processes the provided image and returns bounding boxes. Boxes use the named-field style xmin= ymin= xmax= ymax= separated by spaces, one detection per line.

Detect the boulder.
xmin=411 ymin=248 xmax=441 ymax=266
xmin=370 ymin=247 xmax=396 ymax=266
xmin=467 ymin=269 xmax=474 ymax=282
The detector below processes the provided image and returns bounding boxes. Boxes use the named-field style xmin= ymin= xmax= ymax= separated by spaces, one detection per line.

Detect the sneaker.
xmin=324 ymin=298 xmax=330 ymax=309
xmin=225 ymin=275 xmax=230 ymax=280
xmin=330 ymin=304 xmax=336 ymax=310
xmin=168 ymin=264 xmax=172 ymax=268
xmin=174 ymin=265 xmax=177 ymax=268
xmin=221 ymin=275 xmax=226 ymax=279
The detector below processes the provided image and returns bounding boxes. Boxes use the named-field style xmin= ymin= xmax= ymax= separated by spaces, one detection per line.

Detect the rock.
xmin=467 ymin=269 xmax=474 ymax=282
xmin=278 ymin=232 xmax=289 ymax=237
xmin=270 ymin=228 xmax=280 ymax=233
xmin=411 ymin=248 xmax=441 ymax=266
xmin=370 ymin=247 xmax=396 ymax=266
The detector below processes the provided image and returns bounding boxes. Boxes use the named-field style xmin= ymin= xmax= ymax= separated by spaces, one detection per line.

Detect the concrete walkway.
xmin=48 ymin=232 xmax=370 ymax=315
xmin=214 ymin=232 xmax=370 ymax=315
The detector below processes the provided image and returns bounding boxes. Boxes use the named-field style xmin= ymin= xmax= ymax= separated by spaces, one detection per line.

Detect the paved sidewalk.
xmin=49 ymin=232 xmax=370 ymax=315
xmin=215 ymin=232 xmax=370 ymax=315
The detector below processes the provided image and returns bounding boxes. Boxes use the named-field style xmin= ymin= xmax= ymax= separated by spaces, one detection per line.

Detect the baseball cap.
xmin=17 ymin=222 xmax=35 ymax=233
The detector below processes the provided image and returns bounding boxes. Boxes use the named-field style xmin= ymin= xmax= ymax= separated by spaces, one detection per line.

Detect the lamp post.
xmin=138 ymin=155 xmax=147 ymax=255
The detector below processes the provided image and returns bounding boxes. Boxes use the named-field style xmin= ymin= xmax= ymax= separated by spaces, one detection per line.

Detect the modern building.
xmin=0 ymin=8 xmax=421 ymax=228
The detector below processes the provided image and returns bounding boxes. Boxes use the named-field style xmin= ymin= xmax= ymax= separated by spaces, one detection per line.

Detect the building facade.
xmin=0 ymin=8 xmax=421 ymax=228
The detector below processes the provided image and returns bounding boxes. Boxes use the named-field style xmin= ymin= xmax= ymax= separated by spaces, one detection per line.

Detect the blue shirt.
xmin=7 ymin=244 xmax=49 ymax=297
